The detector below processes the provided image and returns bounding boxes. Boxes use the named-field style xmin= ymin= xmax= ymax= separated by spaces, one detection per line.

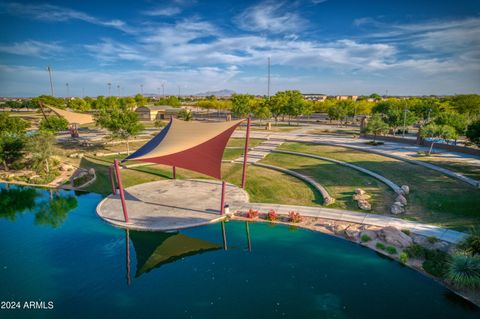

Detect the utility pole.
xmin=178 ymin=85 xmax=181 ymax=97
xmin=140 ymin=84 xmax=144 ymax=95
xmin=47 ymin=66 xmax=54 ymax=96
xmin=267 ymin=57 xmax=271 ymax=98
xmin=66 ymin=82 xmax=69 ymax=98
xmin=107 ymin=83 xmax=111 ymax=96
xmin=117 ymin=84 xmax=121 ymax=97
xmin=402 ymin=99 xmax=407 ymax=138
xmin=82 ymin=87 xmax=85 ymax=97
xmin=162 ymin=83 xmax=165 ymax=97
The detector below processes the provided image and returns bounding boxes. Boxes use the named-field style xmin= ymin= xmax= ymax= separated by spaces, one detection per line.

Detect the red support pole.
xmin=114 ymin=159 xmax=129 ymax=223
xmin=241 ymin=117 xmax=251 ymax=189
xmin=109 ymin=166 xmax=116 ymax=195
xmin=172 ymin=165 xmax=176 ymax=179
xmin=220 ymin=181 xmax=226 ymax=215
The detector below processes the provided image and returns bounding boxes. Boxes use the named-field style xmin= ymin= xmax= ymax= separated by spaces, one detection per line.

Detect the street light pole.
xmin=140 ymin=84 xmax=144 ymax=95
xmin=162 ymin=83 xmax=165 ymax=97
xmin=66 ymin=82 xmax=69 ymax=98
xmin=47 ymin=66 xmax=54 ymax=96
xmin=107 ymin=83 xmax=111 ymax=96
xmin=402 ymin=100 xmax=407 ymax=138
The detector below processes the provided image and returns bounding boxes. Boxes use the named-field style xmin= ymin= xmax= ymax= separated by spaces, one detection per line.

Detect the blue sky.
xmin=0 ymin=0 xmax=479 ymax=97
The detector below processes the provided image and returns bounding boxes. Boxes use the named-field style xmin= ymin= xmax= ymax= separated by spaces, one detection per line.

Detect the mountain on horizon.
xmin=194 ymin=89 xmax=235 ymax=97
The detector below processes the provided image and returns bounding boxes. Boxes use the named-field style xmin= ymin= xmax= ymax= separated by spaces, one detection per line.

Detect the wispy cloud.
xmin=84 ymin=39 xmax=146 ymax=63
xmin=1 ymin=2 xmax=135 ymax=33
xmin=0 ymin=40 xmax=63 ymax=58
xmin=143 ymin=6 xmax=182 ymax=17
xmin=235 ymin=1 xmax=307 ymax=34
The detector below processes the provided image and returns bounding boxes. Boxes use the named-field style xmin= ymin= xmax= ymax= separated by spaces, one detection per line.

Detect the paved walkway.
xmin=96 ymin=179 xmax=249 ymax=231
xmin=232 ymin=129 xmax=480 ymax=188
xmin=240 ymin=203 xmax=466 ymax=244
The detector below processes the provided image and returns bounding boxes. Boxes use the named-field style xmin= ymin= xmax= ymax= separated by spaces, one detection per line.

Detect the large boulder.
xmin=345 ymin=224 xmax=362 ymax=240
xmin=358 ymin=200 xmax=372 ymax=210
xmin=401 ymin=185 xmax=410 ymax=195
xmin=395 ymin=194 xmax=408 ymax=206
xmin=353 ymin=193 xmax=371 ymax=201
xmin=355 ymin=188 xmax=366 ymax=195
xmin=88 ymin=168 xmax=96 ymax=175
xmin=379 ymin=226 xmax=413 ymax=248
xmin=390 ymin=202 xmax=405 ymax=214
xmin=333 ymin=223 xmax=348 ymax=235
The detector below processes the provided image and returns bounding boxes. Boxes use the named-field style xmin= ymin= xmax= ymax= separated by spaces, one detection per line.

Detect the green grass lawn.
xmin=408 ymin=154 xmax=480 ymax=181
xmin=80 ymin=156 xmax=320 ymax=207
xmin=278 ymin=142 xmax=480 ymax=230
xmin=261 ymin=153 xmax=394 ymax=213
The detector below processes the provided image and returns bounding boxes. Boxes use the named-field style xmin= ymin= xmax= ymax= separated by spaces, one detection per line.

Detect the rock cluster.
xmin=391 ymin=185 xmax=410 ymax=214
xmin=353 ymin=188 xmax=372 ymax=211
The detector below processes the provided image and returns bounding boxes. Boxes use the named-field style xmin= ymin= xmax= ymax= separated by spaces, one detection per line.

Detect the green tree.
xmin=369 ymin=93 xmax=381 ymax=100
xmin=120 ymin=97 xmax=137 ymax=110
xmin=67 ymin=98 xmax=89 ymax=111
xmin=466 ymin=120 xmax=480 ymax=145
xmin=28 ymin=132 xmax=56 ymax=174
xmin=39 ymin=116 xmax=69 ymax=133
xmin=267 ymin=93 xmax=288 ymax=122
xmin=434 ymin=111 xmax=468 ymax=137
xmin=451 ymin=94 xmax=480 ymax=117
xmin=327 ymin=102 xmax=348 ymax=124
xmin=364 ymin=114 xmax=389 ymax=142
xmin=95 ymin=104 xmax=144 ymax=154
xmin=253 ymin=103 xmax=272 ymax=122
xmin=420 ymin=123 xmax=457 ymax=155
xmin=93 ymin=96 xmax=106 ymax=109
xmin=0 ymin=134 xmax=25 ymax=171
xmin=134 ymin=94 xmax=147 ymax=107
xmin=32 ymin=95 xmax=65 ymax=109
xmin=0 ymin=112 xmax=30 ymax=134
xmin=177 ymin=109 xmax=193 ymax=121
xmin=231 ymin=94 xmax=254 ymax=118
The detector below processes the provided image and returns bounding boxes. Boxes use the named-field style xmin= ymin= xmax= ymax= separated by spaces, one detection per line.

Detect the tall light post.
xmin=66 ymin=82 xmax=70 ymax=98
xmin=402 ymin=99 xmax=408 ymax=138
xmin=177 ymin=85 xmax=181 ymax=97
xmin=161 ymin=83 xmax=165 ymax=97
xmin=117 ymin=84 xmax=121 ymax=97
xmin=267 ymin=56 xmax=271 ymax=98
xmin=140 ymin=84 xmax=144 ymax=95
xmin=107 ymin=83 xmax=111 ymax=96
xmin=47 ymin=66 xmax=55 ymax=96
xmin=82 ymin=87 xmax=85 ymax=98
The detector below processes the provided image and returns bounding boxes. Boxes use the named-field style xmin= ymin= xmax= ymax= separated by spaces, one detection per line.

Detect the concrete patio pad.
xmin=96 ymin=179 xmax=249 ymax=231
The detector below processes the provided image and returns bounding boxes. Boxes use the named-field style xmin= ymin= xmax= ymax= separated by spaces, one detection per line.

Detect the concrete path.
xmin=232 ymin=129 xmax=480 ymax=188
xmin=240 ymin=202 xmax=466 ymax=244
xmin=96 ymin=179 xmax=249 ymax=231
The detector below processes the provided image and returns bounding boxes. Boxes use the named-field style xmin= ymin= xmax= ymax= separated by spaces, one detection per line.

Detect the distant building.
xmin=135 ymin=105 xmax=182 ymax=121
xmin=335 ymin=95 xmax=358 ymax=101
xmin=303 ymin=93 xmax=327 ymax=101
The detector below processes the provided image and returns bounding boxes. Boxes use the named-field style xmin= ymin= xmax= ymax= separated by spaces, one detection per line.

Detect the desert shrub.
xmin=360 ymin=234 xmax=371 ymax=242
xmin=246 ymin=209 xmax=259 ymax=219
xmin=457 ymin=227 xmax=480 ymax=256
xmin=266 ymin=209 xmax=277 ymax=221
xmin=386 ymin=246 xmax=398 ymax=254
xmin=404 ymin=244 xmax=428 ymax=259
xmin=154 ymin=120 xmax=166 ymax=128
xmin=399 ymin=252 xmax=408 ymax=264
xmin=423 ymin=249 xmax=450 ymax=278
xmin=446 ymin=255 xmax=480 ymax=288
xmin=401 ymin=229 xmax=411 ymax=236
xmin=376 ymin=242 xmax=386 ymax=250
xmin=288 ymin=211 xmax=301 ymax=223
xmin=39 ymin=116 xmax=69 ymax=132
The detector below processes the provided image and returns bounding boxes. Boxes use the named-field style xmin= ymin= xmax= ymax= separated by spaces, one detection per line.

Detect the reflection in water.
xmin=126 ymin=229 xmax=131 ymax=286
xmin=221 ymin=221 xmax=228 ymax=250
xmin=0 ymin=185 xmax=78 ymax=228
xmin=245 ymin=222 xmax=252 ymax=252
xmin=35 ymin=192 xmax=78 ymax=228
xmin=129 ymin=229 xmax=222 ymax=278
xmin=0 ymin=186 xmax=38 ymax=220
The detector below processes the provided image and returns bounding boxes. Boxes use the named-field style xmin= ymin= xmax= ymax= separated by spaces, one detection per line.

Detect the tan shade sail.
xmin=47 ymin=106 xmax=94 ymax=125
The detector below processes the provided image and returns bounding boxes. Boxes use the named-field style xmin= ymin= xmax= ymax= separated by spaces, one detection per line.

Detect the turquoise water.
xmin=0 ymin=184 xmax=478 ymax=319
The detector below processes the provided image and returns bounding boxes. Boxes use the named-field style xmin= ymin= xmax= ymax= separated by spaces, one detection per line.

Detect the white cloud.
xmin=0 ymin=40 xmax=63 ymax=58
xmin=142 ymin=6 xmax=182 ymax=17
xmin=235 ymin=1 xmax=307 ymax=34
xmin=84 ymin=39 xmax=146 ymax=63
xmin=1 ymin=2 xmax=135 ymax=33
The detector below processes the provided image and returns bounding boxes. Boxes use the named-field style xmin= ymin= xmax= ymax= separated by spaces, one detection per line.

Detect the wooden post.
xmin=109 ymin=166 xmax=116 ymax=195
xmin=114 ymin=159 xmax=129 ymax=223
xmin=126 ymin=229 xmax=131 ymax=286
xmin=220 ymin=181 xmax=226 ymax=215
xmin=172 ymin=165 xmax=176 ymax=179
xmin=241 ymin=117 xmax=251 ymax=189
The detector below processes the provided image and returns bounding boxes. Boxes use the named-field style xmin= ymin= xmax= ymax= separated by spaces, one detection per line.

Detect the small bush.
xmin=288 ymin=211 xmax=302 ymax=223
xmin=423 ymin=249 xmax=450 ymax=278
xmin=446 ymin=255 xmax=480 ymax=288
xmin=365 ymin=141 xmax=384 ymax=146
xmin=39 ymin=116 xmax=69 ymax=132
xmin=246 ymin=209 xmax=259 ymax=219
xmin=386 ymin=246 xmax=398 ymax=254
xmin=266 ymin=209 xmax=277 ymax=221
xmin=376 ymin=242 xmax=386 ymax=250
xmin=404 ymin=244 xmax=428 ymax=259
xmin=427 ymin=236 xmax=439 ymax=244
xmin=360 ymin=234 xmax=371 ymax=242
xmin=401 ymin=229 xmax=411 ymax=236
xmin=457 ymin=227 xmax=480 ymax=256
xmin=399 ymin=252 xmax=408 ymax=264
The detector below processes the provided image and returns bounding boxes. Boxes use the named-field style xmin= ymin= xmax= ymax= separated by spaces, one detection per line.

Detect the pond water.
xmin=0 ymin=184 xmax=478 ymax=319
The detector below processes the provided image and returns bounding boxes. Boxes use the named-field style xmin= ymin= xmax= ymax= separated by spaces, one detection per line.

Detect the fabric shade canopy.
xmin=47 ymin=106 xmax=94 ymax=125
xmin=130 ymin=231 xmax=221 ymax=277
xmin=123 ymin=118 xmax=244 ymax=179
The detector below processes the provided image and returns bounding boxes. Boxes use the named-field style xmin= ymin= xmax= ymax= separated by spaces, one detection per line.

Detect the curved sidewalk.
xmin=240 ymin=202 xmax=466 ymax=244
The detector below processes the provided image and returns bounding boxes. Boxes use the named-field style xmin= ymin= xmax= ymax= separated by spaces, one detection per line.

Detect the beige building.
xmin=303 ymin=94 xmax=327 ymax=101
xmin=335 ymin=95 xmax=358 ymax=101
xmin=135 ymin=105 xmax=182 ymax=121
